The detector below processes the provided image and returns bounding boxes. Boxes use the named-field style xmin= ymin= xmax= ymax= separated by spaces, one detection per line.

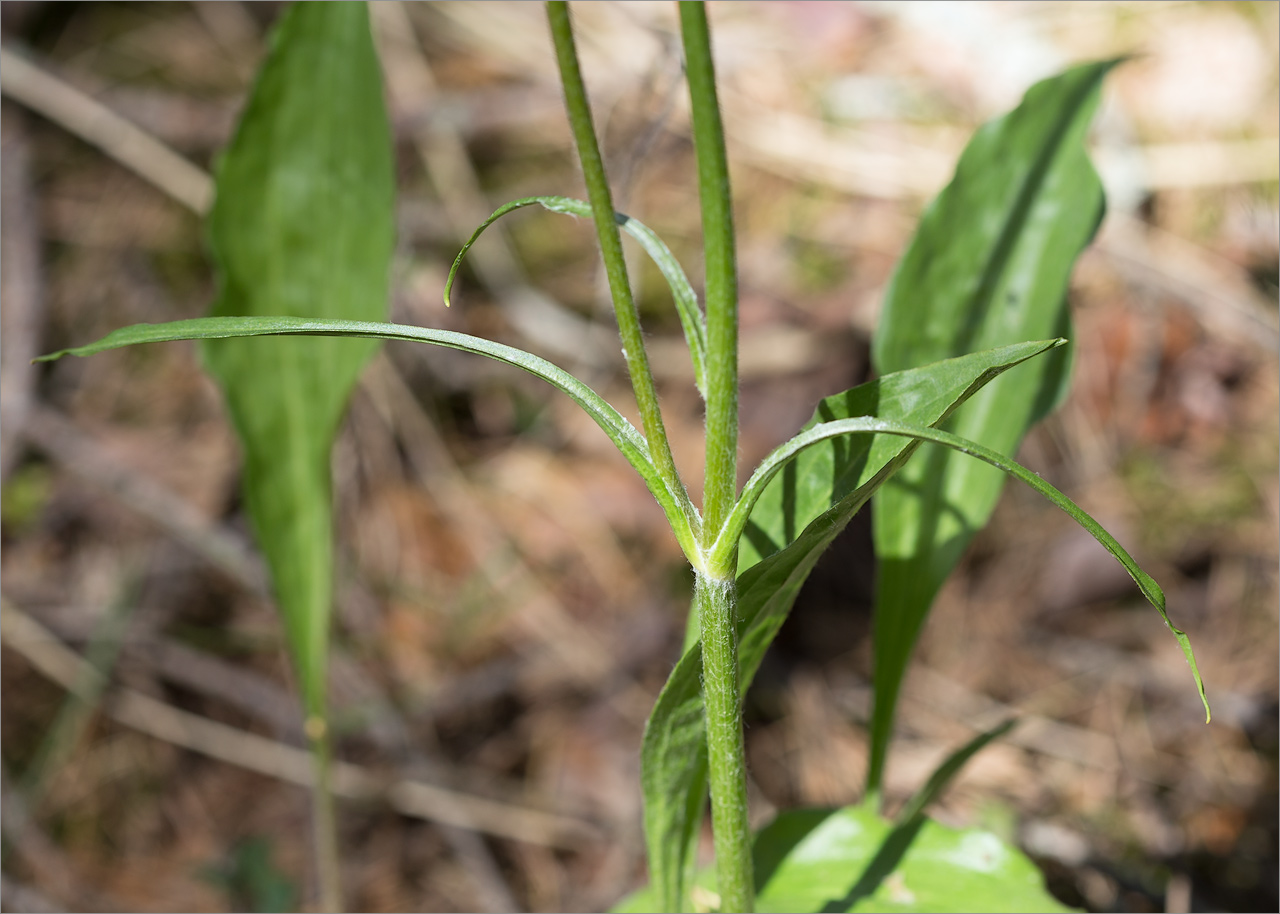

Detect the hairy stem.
xmin=695 ymin=573 xmax=754 ymax=913
xmin=545 ymin=1 xmax=691 ymax=529
xmin=681 ymin=4 xmax=754 ymax=909
xmin=680 ymin=1 xmax=738 ymax=542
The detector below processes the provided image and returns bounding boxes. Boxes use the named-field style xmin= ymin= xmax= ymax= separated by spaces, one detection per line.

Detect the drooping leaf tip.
xmin=443 ymin=252 xmax=467 ymax=308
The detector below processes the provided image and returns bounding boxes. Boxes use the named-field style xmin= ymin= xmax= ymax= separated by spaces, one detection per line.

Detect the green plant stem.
xmin=694 ymin=572 xmax=754 ymax=913
xmin=680 ymin=1 xmax=738 ymax=544
xmin=680 ymin=4 xmax=754 ymax=909
xmin=545 ymin=1 xmax=693 ymax=534
xmin=681 ymin=4 xmax=754 ymax=908
xmin=309 ymin=724 xmax=343 ymax=912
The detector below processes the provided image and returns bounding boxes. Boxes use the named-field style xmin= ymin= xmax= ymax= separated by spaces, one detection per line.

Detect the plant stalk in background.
xmin=197 ymin=3 xmax=394 ymax=909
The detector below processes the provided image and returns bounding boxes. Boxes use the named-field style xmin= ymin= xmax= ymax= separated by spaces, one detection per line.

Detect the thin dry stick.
xmin=361 ymin=356 xmax=623 ymax=684
xmin=190 ymin=0 xmax=262 ymax=81
xmin=0 ymin=877 xmax=61 ymax=914
xmin=5 ymin=26 xmax=613 ymax=905
xmin=5 ymin=18 xmax=646 ymax=626
xmin=0 ymin=108 xmax=43 ymax=480
xmin=33 ymin=593 xmax=521 ymax=913
xmin=1100 ymin=213 xmax=1278 ymax=354
xmin=2 ymin=603 xmax=599 ymax=849
xmin=24 ymin=406 xmax=268 ymax=594
xmin=372 ymin=3 xmax=651 ymax=661
xmin=725 ymin=91 xmax=1280 ymax=201
xmin=0 ymin=46 xmax=213 ymax=214
xmin=19 ymin=574 xmax=141 ymax=809
xmin=0 ymin=769 xmax=110 ymax=912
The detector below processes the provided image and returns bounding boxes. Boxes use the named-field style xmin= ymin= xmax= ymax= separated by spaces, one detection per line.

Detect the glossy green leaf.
xmin=35 ymin=315 xmax=700 ymax=568
xmin=640 ymin=341 xmax=1064 ymax=913
xmin=190 ymin=2 xmax=394 ymax=722
xmin=618 ymin=803 xmax=1073 ymax=914
xmin=754 ymin=805 xmax=1072 ymax=913
xmin=868 ymin=60 xmax=1124 ymax=791
xmin=445 ymin=195 xmax=709 ymax=398
xmin=620 ymin=720 xmax=1066 ymax=914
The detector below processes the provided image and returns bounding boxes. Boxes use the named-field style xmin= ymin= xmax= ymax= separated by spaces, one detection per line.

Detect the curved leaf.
xmin=36 ymin=316 xmax=701 ymax=565
xmin=445 ymin=195 xmax=709 ymax=398
xmin=638 ymin=409 xmax=1206 ymax=910
xmin=735 ymin=415 xmax=1206 ymax=714
xmin=640 ymin=340 xmax=1209 ymax=912
xmin=868 ymin=60 xmax=1119 ymax=791
xmin=640 ymin=341 xmax=1064 ymax=912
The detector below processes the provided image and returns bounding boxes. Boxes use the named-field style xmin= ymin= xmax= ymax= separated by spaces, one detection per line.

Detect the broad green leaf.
xmin=640 ymin=341 xmax=1064 ymax=913
xmin=617 ymin=803 xmax=1073 ymax=913
xmin=194 ymin=2 xmax=395 ymax=722
xmin=445 ymin=195 xmax=709 ymax=398
xmin=619 ymin=721 xmax=1068 ymax=914
xmin=34 ymin=316 xmax=698 ymax=566
xmin=749 ymin=805 xmax=1072 ymax=913
xmin=869 ymin=60 xmax=1122 ymax=791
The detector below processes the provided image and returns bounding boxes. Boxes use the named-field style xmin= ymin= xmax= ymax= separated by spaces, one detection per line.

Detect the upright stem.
xmin=681 ymin=4 xmax=753 ymax=910
xmin=694 ymin=573 xmax=754 ymax=913
xmin=546 ymin=1 xmax=689 ymax=523
xmin=308 ymin=721 xmax=343 ymax=912
xmin=680 ymin=1 xmax=738 ymax=543
xmin=549 ymin=3 xmax=753 ymax=909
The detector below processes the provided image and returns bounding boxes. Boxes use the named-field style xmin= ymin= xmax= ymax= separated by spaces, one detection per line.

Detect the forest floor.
xmin=2 ymin=2 xmax=1277 ymax=912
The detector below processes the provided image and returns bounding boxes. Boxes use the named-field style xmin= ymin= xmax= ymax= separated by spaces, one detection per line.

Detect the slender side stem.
xmin=545 ymin=1 xmax=691 ymax=529
xmin=694 ymin=573 xmax=753 ymax=913
xmin=308 ymin=721 xmax=343 ymax=912
xmin=680 ymin=1 xmax=738 ymax=545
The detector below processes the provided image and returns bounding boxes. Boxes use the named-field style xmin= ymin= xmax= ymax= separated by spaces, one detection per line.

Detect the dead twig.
xmin=0 ymin=107 xmax=43 ymax=480
xmin=1 ymin=602 xmax=600 ymax=850
xmin=1097 ymin=213 xmax=1279 ymax=354
xmin=24 ymin=406 xmax=268 ymax=595
xmin=1 ymin=765 xmax=113 ymax=911
xmin=0 ymin=46 xmax=213 ymax=214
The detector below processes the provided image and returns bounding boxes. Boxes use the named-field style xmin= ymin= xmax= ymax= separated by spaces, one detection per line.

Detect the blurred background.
xmin=1 ymin=2 xmax=1276 ymax=911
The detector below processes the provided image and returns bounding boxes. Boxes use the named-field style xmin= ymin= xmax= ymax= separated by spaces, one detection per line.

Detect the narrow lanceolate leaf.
xmin=35 ymin=316 xmax=698 ymax=567
xmin=445 ymin=196 xmax=709 ymax=398
xmin=198 ymin=1 xmax=394 ymax=720
xmin=892 ymin=719 xmax=1018 ymax=828
xmin=869 ymin=60 xmax=1134 ymax=793
xmin=639 ymin=341 xmax=1063 ymax=913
